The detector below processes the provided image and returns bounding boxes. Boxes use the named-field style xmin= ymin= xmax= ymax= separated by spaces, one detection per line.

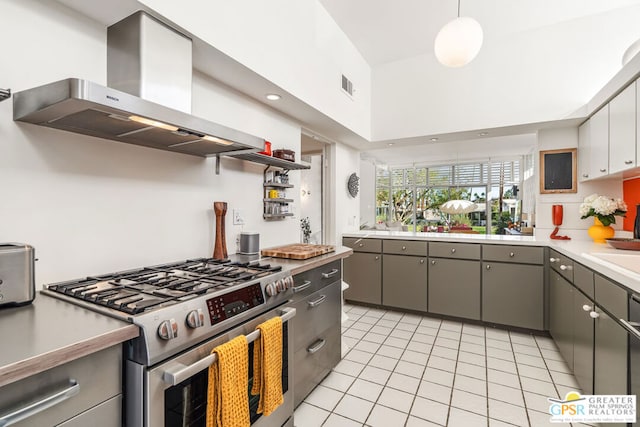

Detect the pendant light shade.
xmin=434 ymin=1 xmax=483 ymax=68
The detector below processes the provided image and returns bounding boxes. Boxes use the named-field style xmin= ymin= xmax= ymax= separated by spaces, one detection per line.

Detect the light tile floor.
xmin=294 ymin=304 xmax=595 ymax=427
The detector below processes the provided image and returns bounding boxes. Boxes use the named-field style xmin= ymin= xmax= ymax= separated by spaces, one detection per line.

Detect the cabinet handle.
xmin=293 ymin=280 xmax=312 ymax=293
xmin=307 ymin=338 xmax=326 ymax=354
xmin=560 ymin=265 xmax=572 ymax=271
xmin=619 ymin=319 xmax=640 ymax=341
xmin=582 ymin=174 xmax=589 ymax=178
xmin=358 ymin=243 xmax=364 ymax=247
xmin=625 ymin=160 xmax=633 ymax=165
xmin=549 ymin=257 xmax=558 ymax=263
xmin=509 ymin=252 xmax=515 ymax=257
xmin=308 ymin=295 xmax=327 ymax=307
xmin=589 ymin=311 xmax=600 ymax=319
xmin=419 ymin=259 xmax=425 ymax=264
xmin=486 ymin=265 xmax=491 ymax=270
xmin=402 ymin=246 xmax=407 ymax=251
xmin=375 ymin=256 xmax=380 ymax=260
xmin=582 ymin=304 xmax=592 ymax=312
xmin=431 ymin=260 xmax=436 ymax=265
xmin=599 ymin=168 xmax=607 ymax=173
xmin=0 ymin=379 xmax=79 ymax=426
xmin=451 ymin=248 xmax=456 ymax=253
xmin=322 ymin=269 xmax=339 ymax=279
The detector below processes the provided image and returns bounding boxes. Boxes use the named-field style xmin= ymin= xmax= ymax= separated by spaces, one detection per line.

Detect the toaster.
xmin=0 ymin=243 xmax=36 ymax=307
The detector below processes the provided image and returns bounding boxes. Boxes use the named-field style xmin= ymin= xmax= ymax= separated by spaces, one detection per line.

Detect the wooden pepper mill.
xmin=213 ymin=202 xmax=228 ymax=259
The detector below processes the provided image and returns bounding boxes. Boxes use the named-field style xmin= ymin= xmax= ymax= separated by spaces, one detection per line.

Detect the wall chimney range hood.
xmin=12 ymin=12 xmax=264 ymax=158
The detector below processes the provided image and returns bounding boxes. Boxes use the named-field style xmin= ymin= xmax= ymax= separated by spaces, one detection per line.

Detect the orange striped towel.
xmin=206 ymin=335 xmax=250 ymax=427
xmin=250 ymin=317 xmax=284 ymax=416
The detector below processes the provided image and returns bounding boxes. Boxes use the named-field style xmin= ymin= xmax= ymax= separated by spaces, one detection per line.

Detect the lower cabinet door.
xmin=344 ymin=252 xmax=381 ymax=305
xmin=549 ymin=270 xmax=575 ymax=370
xmin=594 ymin=307 xmax=628 ymax=398
xmin=293 ymin=322 xmax=341 ymax=407
xmin=428 ymin=257 xmax=480 ymax=320
xmin=482 ymin=262 xmax=544 ymax=330
xmin=573 ymin=292 xmax=594 ymax=395
xmin=382 ymin=254 xmax=427 ymax=312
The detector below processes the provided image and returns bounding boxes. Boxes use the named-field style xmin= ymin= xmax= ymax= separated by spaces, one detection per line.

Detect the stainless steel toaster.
xmin=0 ymin=243 xmax=36 ymax=307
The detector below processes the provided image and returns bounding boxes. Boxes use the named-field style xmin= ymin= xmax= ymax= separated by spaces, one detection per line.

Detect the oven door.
xmin=128 ymin=306 xmax=295 ymax=427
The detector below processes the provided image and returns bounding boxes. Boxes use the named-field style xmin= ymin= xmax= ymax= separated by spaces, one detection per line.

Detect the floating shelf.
xmin=263 ymin=182 xmax=293 ymax=189
xmin=263 ymin=213 xmax=294 ymax=219
xmin=263 ymin=198 xmax=294 ymax=203
xmin=227 ymin=152 xmax=310 ymax=170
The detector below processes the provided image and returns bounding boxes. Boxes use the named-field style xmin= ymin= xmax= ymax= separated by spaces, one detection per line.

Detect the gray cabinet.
xmin=291 ymin=263 xmax=343 ymax=407
xmin=382 ymin=254 xmax=427 ymax=311
xmin=573 ymin=290 xmax=594 ymax=395
xmin=482 ymin=262 xmax=544 ymax=330
xmin=549 ymin=270 xmax=574 ymax=370
xmin=428 ymin=257 xmax=480 ymax=320
xmin=343 ymin=249 xmax=381 ymax=305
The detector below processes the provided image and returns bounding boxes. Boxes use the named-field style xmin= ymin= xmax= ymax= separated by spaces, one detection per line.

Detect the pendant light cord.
xmin=457 ymin=0 xmax=461 ymax=17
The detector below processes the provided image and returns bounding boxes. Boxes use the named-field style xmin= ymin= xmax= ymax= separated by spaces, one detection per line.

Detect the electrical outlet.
xmin=233 ymin=209 xmax=244 ymax=225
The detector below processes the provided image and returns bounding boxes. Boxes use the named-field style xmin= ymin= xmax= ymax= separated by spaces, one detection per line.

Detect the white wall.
xmin=300 ymin=155 xmax=323 ymax=243
xmin=138 ymin=0 xmax=372 ymax=140
xmin=330 ymin=144 xmax=360 ymax=244
xmin=372 ymin=5 xmax=640 ymax=141
xmin=535 ymin=127 xmax=624 ymax=240
xmin=1 ymin=0 xmax=302 ymax=285
xmin=359 ymin=159 xmax=376 ymax=228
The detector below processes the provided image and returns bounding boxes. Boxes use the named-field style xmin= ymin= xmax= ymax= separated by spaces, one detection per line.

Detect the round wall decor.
xmin=347 ymin=173 xmax=360 ymax=197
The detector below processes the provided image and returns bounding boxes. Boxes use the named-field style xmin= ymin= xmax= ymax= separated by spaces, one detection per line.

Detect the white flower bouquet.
xmin=579 ymin=194 xmax=627 ymax=226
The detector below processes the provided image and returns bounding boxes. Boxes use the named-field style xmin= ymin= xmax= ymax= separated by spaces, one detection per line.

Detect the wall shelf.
xmin=263 ymin=213 xmax=295 ymax=219
xmin=263 ymin=198 xmax=294 ymax=203
xmin=226 ymin=152 xmax=310 ymax=170
xmin=263 ymin=182 xmax=293 ymax=189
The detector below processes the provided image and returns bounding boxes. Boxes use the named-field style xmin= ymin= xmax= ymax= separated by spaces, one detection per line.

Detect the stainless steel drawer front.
xmin=291 ymin=281 xmax=341 ymax=352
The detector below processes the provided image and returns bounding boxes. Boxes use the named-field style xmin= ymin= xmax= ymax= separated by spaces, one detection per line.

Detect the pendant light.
xmin=434 ymin=0 xmax=483 ymax=67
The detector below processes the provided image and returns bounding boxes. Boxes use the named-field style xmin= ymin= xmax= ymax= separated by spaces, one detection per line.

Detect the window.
xmin=374 ymin=159 xmax=523 ymax=234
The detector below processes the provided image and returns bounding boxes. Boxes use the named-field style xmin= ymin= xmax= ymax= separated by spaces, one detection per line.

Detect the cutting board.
xmin=261 ymin=243 xmax=335 ymax=260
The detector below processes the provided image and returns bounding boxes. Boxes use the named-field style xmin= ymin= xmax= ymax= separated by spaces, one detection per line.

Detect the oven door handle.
xmin=162 ymin=307 xmax=296 ymax=386
xmin=0 ymin=379 xmax=79 ymax=427
xmin=619 ymin=318 xmax=640 ymax=341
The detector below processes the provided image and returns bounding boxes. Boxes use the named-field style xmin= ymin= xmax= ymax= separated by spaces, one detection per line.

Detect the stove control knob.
xmin=158 ymin=318 xmax=178 ymax=340
xmin=284 ymin=276 xmax=293 ymax=290
xmin=265 ymin=282 xmax=277 ymax=297
xmin=276 ymin=279 xmax=286 ymax=293
xmin=186 ymin=309 xmax=205 ymax=329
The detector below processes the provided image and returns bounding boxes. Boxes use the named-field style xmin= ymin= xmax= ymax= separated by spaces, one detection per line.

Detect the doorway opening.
xmin=300 ymin=132 xmax=328 ymax=244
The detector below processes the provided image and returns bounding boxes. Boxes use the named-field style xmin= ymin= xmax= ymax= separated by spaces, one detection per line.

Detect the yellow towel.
xmin=207 ymin=335 xmax=250 ymax=427
xmin=251 ymin=316 xmax=284 ymax=416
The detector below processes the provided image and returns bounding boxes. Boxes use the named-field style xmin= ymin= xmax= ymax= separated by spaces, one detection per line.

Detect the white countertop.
xmin=343 ymin=231 xmax=640 ymax=295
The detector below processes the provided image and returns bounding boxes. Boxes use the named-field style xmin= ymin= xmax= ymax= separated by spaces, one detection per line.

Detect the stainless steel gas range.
xmin=43 ymin=257 xmax=296 ymax=427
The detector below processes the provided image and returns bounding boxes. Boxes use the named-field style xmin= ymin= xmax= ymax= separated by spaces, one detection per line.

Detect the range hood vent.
xmin=13 ymin=78 xmax=263 ymax=157
xmin=12 ymin=12 xmax=264 ymax=158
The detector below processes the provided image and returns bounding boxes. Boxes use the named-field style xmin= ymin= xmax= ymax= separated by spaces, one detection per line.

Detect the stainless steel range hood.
xmin=12 ymin=12 xmax=264 ymax=158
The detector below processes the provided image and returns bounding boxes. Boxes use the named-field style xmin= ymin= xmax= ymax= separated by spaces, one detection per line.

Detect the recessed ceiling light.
xmin=388 ymin=143 xmax=395 ymax=146
xmin=265 ymin=93 xmax=281 ymax=101
xmin=478 ymin=132 xmax=489 ymax=136
xmin=430 ymin=137 xmax=439 ymax=142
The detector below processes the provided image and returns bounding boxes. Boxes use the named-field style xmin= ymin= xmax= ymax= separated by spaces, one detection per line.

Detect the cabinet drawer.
xmin=549 ymin=249 xmax=574 ymax=281
xmin=291 ymin=281 xmax=341 ymax=352
xmin=429 ymin=242 xmax=480 ymax=260
xmin=483 ymin=245 xmax=544 ymax=265
xmin=343 ymin=238 xmax=381 ymax=253
xmin=0 ymin=346 xmax=121 ymax=427
xmin=595 ymin=274 xmax=628 ymax=320
xmin=573 ymin=263 xmax=594 ymax=299
xmin=383 ymin=240 xmax=427 ymax=256
xmin=293 ymin=322 xmax=341 ymax=407
xmin=291 ymin=260 xmax=341 ymax=300
xmin=58 ymin=395 xmax=121 ymax=427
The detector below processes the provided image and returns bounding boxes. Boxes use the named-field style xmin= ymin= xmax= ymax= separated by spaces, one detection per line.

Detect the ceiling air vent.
xmin=341 ymin=74 xmax=354 ymax=97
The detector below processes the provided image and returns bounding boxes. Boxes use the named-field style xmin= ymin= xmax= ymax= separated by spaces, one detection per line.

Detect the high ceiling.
xmin=319 ymin=0 xmax=640 ymax=66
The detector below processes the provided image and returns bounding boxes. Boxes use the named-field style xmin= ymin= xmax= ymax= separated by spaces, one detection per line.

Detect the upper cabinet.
xmin=589 ymin=105 xmax=610 ymax=179
xmin=609 ymin=82 xmax=636 ymax=174
xmin=579 ymin=78 xmax=640 ymax=180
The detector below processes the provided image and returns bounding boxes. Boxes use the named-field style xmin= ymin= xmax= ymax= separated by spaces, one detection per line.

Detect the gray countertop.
xmin=342 ymin=231 xmax=640 ymax=295
xmin=0 ymin=293 xmax=138 ymax=388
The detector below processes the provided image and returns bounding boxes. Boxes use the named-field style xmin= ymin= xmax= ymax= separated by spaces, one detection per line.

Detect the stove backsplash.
xmin=1 ymin=1 xmax=302 ymax=286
